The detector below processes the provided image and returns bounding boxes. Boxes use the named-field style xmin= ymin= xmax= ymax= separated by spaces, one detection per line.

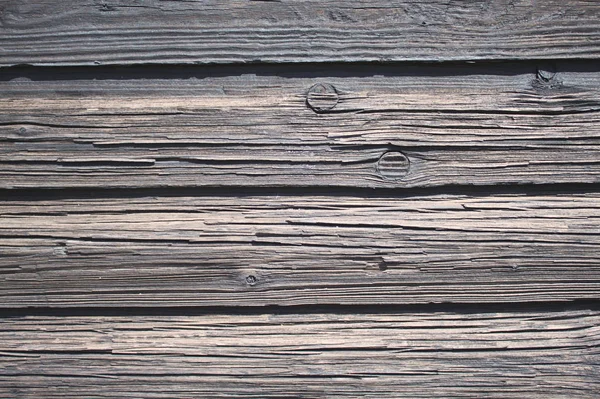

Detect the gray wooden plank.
xmin=1 ymin=309 xmax=599 ymax=398
xmin=1 ymin=67 xmax=600 ymax=189
xmin=1 ymin=0 xmax=600 ymax=66
xmin=1 ymin=193 xmax=599 ymax=307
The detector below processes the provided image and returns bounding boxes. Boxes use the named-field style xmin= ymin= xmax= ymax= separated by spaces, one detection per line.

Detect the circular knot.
xmin=377 ymin=151 xmax=410 ymax=180
xmin=306 ymin=83 xmax=339 ymax=113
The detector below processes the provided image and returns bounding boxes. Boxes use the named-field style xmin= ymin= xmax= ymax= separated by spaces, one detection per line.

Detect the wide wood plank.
xmin=1 ymin=309 xmax=599 ymax=398
xmin=1 ymin=0 xmax=600 ymax=66
xmin=1 ymin=193 xmax=599 ymax=307
xmin=2 ymin=64 xmax=600 ymax=189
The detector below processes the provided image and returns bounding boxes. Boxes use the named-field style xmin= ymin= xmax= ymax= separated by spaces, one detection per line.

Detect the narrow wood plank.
xmin=1 ymin=193 xmax=599 ymax=307
xmin=2 ymin=65 xmax=600 ymax=189
xmin=1 ymin=0 xmax=600 ymax=66
xmin=1 ymin=309 xmax=599 ymax=398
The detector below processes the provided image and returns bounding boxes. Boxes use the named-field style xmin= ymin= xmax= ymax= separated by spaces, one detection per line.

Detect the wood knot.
xmin=17 ymin=126 xmax=34 ymax=137
xmin=377 ymin=151 xmax=410 ymax=180
xmin=306 ymin=83 xmax=339 ymax=113
xmin=245 ymin=275 xmax=258 ymax=286
xmin=534 ymin=65 xmax=562 ymax=90
xmin=537 ymin=68 xmax=556 ymax=82
xmin=53 ymin=243 xmax=68 ymax=257
xmin=99 ymin=3 xmax=117 ymax=12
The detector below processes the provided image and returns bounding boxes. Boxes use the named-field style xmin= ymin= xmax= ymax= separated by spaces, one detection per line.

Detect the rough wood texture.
xmin=2 ymin=2 xmax=600 ymax=396
xmin=1 ymin=309 xmax=599 ymax=398
xmin=2 ymin=64 xmax=600 ymax=189
xmin=1 ymin=193 xmax=599 ymax=307
xmin=1 ymin=0 xmax=600 ymax=66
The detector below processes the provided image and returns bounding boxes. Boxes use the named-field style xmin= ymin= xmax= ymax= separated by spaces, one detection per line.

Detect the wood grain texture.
xmin=1 ymin=193 xmax=599 ymax=307
xmin=1 ymin=309 xmax=599 ymax=398
xmin=2 ymin=65 xmax=600 ymax=189
xmin=1 ymin=0 xmax=600 ymax=66
xmin=2 ymin=2 xmax=600 ymax=397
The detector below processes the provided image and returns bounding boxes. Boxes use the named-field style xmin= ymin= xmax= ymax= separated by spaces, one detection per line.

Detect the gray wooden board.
xmin=1 ymin=309 xmax=599 ymax=398
xmin=1 ymin=0 xmax=600 ymax=66
xmin=2 ymin=1 xmax=600 ymax=397
xmin=1 ymin=65 xmax=600 ymax=189
xmin=1 ymin=193 xmax=599 ymax=307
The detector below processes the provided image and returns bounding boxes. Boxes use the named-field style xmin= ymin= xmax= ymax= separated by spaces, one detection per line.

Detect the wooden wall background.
xmin=1 ymin=1 xmax=600 ymax=397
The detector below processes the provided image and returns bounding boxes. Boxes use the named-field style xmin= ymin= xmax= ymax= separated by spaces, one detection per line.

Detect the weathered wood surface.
xmin=2 ymin=193 xmax=599 ymax=307
xmin=1 ymin=309 xmax=599 ymax=398
xmin=1 ymin=0 xmax=600 ymax=66
xmin=2 ymin=64 xmax=600 ymax=189
xmin=2 ymin=1 xmax=600 ymax=395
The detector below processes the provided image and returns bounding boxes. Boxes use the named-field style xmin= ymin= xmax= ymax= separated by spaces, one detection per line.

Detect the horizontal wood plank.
xmin=2 ymin=66 xmax=600 ymax=189
xmin=1 ymin=193 xmax=599 ymax=307
xmin=1 ymin=1 xmax=600 ymax=66
xmin=1 ymin=309 xmax=599 ymax=398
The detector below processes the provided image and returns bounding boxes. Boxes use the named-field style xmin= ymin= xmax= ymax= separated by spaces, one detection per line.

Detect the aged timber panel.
xmin=1 ymin=310 xmax=599 ymax=398
xmin=1 ymin=0 xmax=600 ymax=397
xmin=1 ymin=63 xmax=600 ymax=189
xmin=1 ymin=193 xmax=598 ymax=307
xmin=0 ymin=0 xmax=600 ymax=66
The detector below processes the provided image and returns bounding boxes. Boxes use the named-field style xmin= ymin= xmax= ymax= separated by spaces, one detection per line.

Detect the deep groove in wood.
xmin=0 ymin=300 xmax=598 ymax=318
xmin=2 ymin=60 xmax=599 ymax=82
xmin=0 ymin=183 xmax=599 ymax=202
